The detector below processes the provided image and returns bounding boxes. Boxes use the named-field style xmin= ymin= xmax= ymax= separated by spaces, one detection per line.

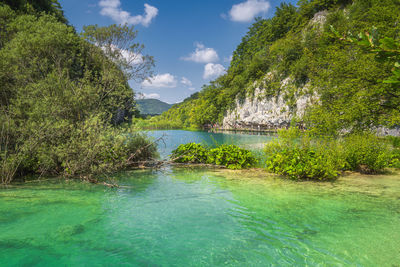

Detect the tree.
xmin=0 ymin=2 xmax=157 ymax=183
xmin=82 ymin=24 xmax=154 ymax=82
xmin=0 ymin=0 xmax=66 ymax=23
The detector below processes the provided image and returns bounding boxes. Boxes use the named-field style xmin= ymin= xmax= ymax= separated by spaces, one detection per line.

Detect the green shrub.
xmin=171 ymin=143 xmax=209 ymax=164
xmin=388 ymin=148 xmax=400 ymax=169
xmin=208 ymin=144 xmax=258 ymax=169
xmin=264 ymin=133 xmax=344 ymax=180
xmin=58 ymin=116 xmax=157 ymax=177
xmin=265 ymin=129 xmax=393 ymax=179
xmin=386 ymin=136 xmax=400 ymax=148
xmin=341 ymin=134 xmax=390 ymax=173
xmin=170 ymin=143 xmax=257 ymax=169
xmin=0 ymin=115 xmax=158 ymax=183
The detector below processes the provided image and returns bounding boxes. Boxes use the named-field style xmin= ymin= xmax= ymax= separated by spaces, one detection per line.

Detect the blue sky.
xmin=59 ymin=0 xmax=296 ymax=103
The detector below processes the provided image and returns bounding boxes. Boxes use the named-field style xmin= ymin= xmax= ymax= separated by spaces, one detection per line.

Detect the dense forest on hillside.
xmin=0 ymin=0 xmax=156 ymax=184
xmin=136 ymin=99 xmax=172 ymax=115
xmin=149 ymin=0 xmax=400 ymax=134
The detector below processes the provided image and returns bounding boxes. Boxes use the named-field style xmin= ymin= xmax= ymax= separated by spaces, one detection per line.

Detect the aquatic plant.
xmin=264 ymin=129 xmax=344 ymax=180
xmin=208 ymin=144 xmax=258 ymax=169
xmin=171 ymin=143 xmax=257 ymax=169
xmin=341 ymin=133 xmax=391 ymax=174
xmin=171 ymin=143 xmax=209 ymax=164
xmin=264 ymin=128 xmax=394 ymax=180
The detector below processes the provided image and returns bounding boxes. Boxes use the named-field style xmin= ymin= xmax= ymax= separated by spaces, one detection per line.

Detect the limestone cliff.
xmin=222 ymin=76 xmax=317 ymax=131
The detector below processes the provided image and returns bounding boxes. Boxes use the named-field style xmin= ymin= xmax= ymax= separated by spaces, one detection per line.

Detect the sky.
xmin=59 ymin=0 xmax=297 ymax=104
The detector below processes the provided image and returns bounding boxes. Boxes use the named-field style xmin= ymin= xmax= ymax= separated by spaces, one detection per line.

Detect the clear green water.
xmin=147 ymin=130 xmax=274 ymax=159
xmin=1 ymin=130 xmax=400 ymax=266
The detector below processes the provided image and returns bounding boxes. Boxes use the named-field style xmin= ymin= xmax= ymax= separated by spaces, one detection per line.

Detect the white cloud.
xmin=229 ymin=0 xmax=270 ymax=22
xmin=203 ymin=63 xmax=226 ymax=79
xmin=188 ymin=87 xmax=196 ymax=91
xmin=143 ymin=93 xmax=160 ymax=99
xmin=99 ymin=0 xmax=158 ymax=27
xmin=180 ymin=77 xmax=192 ymax=87
xmin=182 ymin=43 xmax=219 ymax=63
xmin=141 ymin=73 xmax=177 ymax=88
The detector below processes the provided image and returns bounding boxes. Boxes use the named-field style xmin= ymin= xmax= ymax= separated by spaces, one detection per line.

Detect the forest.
xmin=145 ymin=0 xmax=400 ymax=134
xmin=0 ymin=0 xmax=157 ymax=184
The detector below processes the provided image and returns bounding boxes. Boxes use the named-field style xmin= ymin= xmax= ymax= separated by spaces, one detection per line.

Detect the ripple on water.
xmin=0 ymin=166 xmax=400 ymax=266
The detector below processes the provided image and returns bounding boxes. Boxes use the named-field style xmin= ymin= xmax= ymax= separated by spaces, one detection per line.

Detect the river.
xmin=1 ymin=130 xmax=399 ymax=266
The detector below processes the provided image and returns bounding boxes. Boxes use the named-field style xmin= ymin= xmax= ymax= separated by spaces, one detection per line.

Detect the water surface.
xmin=147 ymin=130 xmax=274 ymax=159
xmin=1 ymin=130 xmax=399 ymax=266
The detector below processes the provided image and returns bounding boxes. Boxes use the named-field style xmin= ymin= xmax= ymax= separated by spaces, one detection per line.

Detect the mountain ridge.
xmin=136 ymin=99 xmax=173 ymax=115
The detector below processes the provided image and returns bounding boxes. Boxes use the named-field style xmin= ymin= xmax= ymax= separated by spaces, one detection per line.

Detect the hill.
xmin=136 ymin=99 xmax=173 ymax=115
xmin=150 ymin=0 xmax=400 ymax=133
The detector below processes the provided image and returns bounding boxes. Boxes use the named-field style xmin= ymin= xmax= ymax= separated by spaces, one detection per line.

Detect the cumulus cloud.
xmin=229 ymin=0 xmax=270 ymax=22
xmin=99 ymin=0 xmax=158 ymax=27
xmin=182 ymin=43 xmax=219 ymax=63
xmin=141 ymin=73 xmax=177 ymax=88
xmin=180 ymin=77 xmax=192 ymax=87
xmin=203 ymin=63 xmax=226 ymax=79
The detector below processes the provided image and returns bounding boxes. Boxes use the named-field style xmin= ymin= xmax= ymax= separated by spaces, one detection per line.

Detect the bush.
xmin=171 ymin=143 xmax=209 ymax=164
xmin=170 ymin=143 xmax=257 ymax=169
xmin=386 ymin=136 xmax=400 ymax=148
xmin=264 ymin=129 xmax=393 ymax=180
xmin=58 ymin=116 xmax=158 ymax=177
xmin=341 ymin=134 xmax=391 ymax=173
xmin=264 ymin=130 xmax=344 ymax=180
xmin=208 ymin=144 xmax=258 ymax=169
xmin=389 ymin=149 xmax=400 ymax=169
xmin=0 ymin=115 xmax=158 ymax=183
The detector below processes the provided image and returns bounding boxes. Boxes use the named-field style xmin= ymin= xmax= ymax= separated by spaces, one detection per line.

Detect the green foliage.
xmin=0 ymin=2 xmax=156 ymax=184
xmin=330 ymin=25 xmax=400 ymax=125
xmin=264 ymin=129 xmax=344 ymax=180
xmin=208 ymin=144 xmax=258 ymax=169
xmin=386 ymin=136 xmax=400 ymax=148
xmin=171 ymin=143 xmax=209 ymax=164
xmin=132 ymin=117 xmax=184 ymax=130
xmin=389 ymin=148 xmax=400 ymax=169
xmin=58 ymin=116 xmax=157 ymax=177
xmin=150 ymin=0 xmax=400 ymax=133
xmin=0 ymin=0 xmax=67 ymax=23
xmin=341 ymin=133 xmax=391 ymax=173
xmin=171 ymin=143 xmax=257 ymax=169
xmin=82 ymin=24 xmax=154 ymax=82
xmin=136 ymin=99 xmax=172 ymax=115
xmin=264 ymin=129 xmax=394 ymax=180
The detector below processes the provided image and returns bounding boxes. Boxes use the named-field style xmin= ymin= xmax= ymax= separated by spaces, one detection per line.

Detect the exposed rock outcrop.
xmin=222 ymin=76 xmax=317 ymax=131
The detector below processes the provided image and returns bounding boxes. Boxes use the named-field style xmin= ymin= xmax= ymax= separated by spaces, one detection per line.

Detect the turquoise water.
xmin=147 ymin=130 xmax=274 ymax=159
xmin=1 ymin=130 xmax=400 ymax=266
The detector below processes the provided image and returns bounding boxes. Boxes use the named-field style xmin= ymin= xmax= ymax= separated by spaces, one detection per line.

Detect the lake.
xmin=1 ymin=130 xmax=399 ymax=266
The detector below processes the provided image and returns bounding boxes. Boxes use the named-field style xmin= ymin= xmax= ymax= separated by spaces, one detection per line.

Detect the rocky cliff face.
xmin=222 ymin=77 xmax=317 ymax=131
xmin=221 ymin=11 xmax=329 ymax=132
